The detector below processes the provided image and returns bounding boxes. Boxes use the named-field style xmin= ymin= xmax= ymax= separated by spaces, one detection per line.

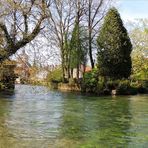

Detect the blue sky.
xmin=116 ymin=0 xmax=148 ymax=21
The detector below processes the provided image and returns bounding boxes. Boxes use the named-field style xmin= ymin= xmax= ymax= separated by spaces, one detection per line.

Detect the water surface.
xmin=0 ymin=85 xmax=148 ymax=147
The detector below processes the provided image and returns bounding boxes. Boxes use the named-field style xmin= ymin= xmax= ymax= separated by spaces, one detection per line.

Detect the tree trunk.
xmin=89 ymin=32 xmax=94 ymax=69
xmin=88 ymin=0 xmax=94 ymax=69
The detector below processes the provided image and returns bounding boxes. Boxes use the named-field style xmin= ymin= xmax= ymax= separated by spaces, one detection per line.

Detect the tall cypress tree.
xmin=70 ymin=23 xmax=88 ymax=78
xmin=97 ymin=8 xmax=132 ymax=79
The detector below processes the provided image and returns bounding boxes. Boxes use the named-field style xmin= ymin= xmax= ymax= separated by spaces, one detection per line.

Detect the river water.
xmin=0 ymin=84 xmax=147 ymax=148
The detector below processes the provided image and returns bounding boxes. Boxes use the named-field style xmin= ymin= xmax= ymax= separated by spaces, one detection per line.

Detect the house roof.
xmin=85 ymin=66 xmax=92 ymax=72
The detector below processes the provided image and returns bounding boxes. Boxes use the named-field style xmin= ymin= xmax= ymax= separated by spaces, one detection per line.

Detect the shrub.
xmin=129 ymin=87 xmax=138 ymax=95
xmin=97 ymin=78 xmax=105 ymax=94
xmin=47 ymin=68 xmax=62 ymax=83
xmin=130 ymin=80 xmax=148 ymax=94
xmin=106 ymin=80 xmax=119 ymax=90
xmin=116 ymin=79 xmax=131 ymax=95
xmin=83 ymin=69 xmax=98 ymax=93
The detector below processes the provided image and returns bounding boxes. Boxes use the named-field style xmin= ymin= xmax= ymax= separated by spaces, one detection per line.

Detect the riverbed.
xmin=0 ymin=84 xmax=148 ymax=147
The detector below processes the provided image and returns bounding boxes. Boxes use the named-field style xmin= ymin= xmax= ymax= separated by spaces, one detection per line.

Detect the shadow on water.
xmin=0 ymin=89 xmax=15 ymax=99
xmin=0 ymin=91 xmax=15 ymax=146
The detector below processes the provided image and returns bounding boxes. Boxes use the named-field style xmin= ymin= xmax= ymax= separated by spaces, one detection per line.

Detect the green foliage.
xmin=116 ymin=79 xmax=148 ymax=95
xmin=126 ymin=19 xmax=148 ymax=80
xmin=97 ymin=78 xmax=105 ymax=94
xmin=82 ymin=68 xmax=147 ymax=94
xmin=130 ymin=80 xmax=148 ymax=94
xmin=106 ymin=80 xmax=119 ymax=90
xmin=116 ymin=80 xmax=131 ymax=95
xmin=70 ymin=23 xmax=88 ymax=69
xmin=47 ymin=68 xmax=62 ymax=83
xmin=82 ymin=67 xmax=148 ymax=95
xmin=61 ymin=23 xmax=88 ymax=80
xmin=70 ymin=23 xmax=80 ymax=68
xmin=83 ymin=69 xmax=98 ymax=92
xmin=97 ymin=8 xmax=132 ymax=79
xmin=131 ymin=50 xmax=148 ymax=80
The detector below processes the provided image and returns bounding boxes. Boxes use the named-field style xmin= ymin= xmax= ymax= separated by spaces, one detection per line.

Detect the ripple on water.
xmin=0 ymin=85 xmax=148 ymax=147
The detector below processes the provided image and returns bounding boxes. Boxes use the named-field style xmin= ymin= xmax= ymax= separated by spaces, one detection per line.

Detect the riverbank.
xmin=49 ymin=80 xmax=148 ymax=96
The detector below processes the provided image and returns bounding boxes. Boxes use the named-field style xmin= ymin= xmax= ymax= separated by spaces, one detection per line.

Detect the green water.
xmin=0 ymin=85 xmax=147 ymax=148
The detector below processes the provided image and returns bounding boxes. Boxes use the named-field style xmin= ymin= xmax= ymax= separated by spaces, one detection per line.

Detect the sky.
xmin=116 ymin=0 xmax=148 ymax=22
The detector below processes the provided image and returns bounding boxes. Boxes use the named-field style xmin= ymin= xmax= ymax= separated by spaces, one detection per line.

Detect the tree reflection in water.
xmin=0 ymin=85 xmax=147 ymax=147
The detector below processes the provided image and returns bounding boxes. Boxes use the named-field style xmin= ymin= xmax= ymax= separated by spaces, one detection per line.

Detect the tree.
xmin=127 ymin=19 xmax=148 ymax=80
xmin=46 ymin=0 xmax=87 ymax=80
xmin=97 ymin=8 xmax=132 ymax=79
xmin=70 ymin=23 xmax=88 ymax=79
xmin=45 ymin=0 xmax=112 ymax=80
xmin=45 ymin=0 xmax=76 ymax=80
xmin=69 ymin=0 xmax=86 ymax=79
xmin=85 ymin=0 xmax=111 ymax=69
xmin=0 ymin=0 xmax=48 ymax=63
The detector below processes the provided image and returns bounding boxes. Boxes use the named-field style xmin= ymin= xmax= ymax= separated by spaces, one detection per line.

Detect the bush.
xmin=82 ymin=69 xmax=98 ymax=93
xmin=47 ymin=68 xmax=62 ymax=83
xmin=97 ymin=78 xmax=105 ymax=94
xmin=83 ymin=75 xmax=148 ymax=95
xmin=130 ymin=80 xmax=148 ymax=94
xmin=106 ymin=80 xmax=119 ymax=90
xmin=116 ymin=79 xmax=131 ymax=95
xmin=105 ymin=79 xmax=147 ymax=95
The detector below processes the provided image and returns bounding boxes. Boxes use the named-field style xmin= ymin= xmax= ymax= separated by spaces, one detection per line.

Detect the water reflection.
xmin=56 ymin=95 xmax=133 ymax=147
xmin=128 ymin=95 xmax=148 ymax=147
xmin=0 ymin=85 xmax=147 ymax=147
xmin=0 ymin=85 xmax=64 ymax=147
xmin=0 ymin=95 xmax=14 ymax=146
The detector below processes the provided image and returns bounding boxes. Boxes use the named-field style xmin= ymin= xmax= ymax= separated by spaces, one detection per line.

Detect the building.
xmin=73 ymin=65 xmax=92 ymax=79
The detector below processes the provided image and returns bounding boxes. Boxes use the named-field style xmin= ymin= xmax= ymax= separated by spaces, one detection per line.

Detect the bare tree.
xmin=74 ymin=0 xmax=86 ymax=79
xmin=43 ymin=0 xmax=112 ymax=79
xmin=45 ymin=0 xmax=76 ymax=80
xmin=85 ymin=0 xmax=112 ymax=68
xmin=0 ymin=0 xmax=49 ymax=63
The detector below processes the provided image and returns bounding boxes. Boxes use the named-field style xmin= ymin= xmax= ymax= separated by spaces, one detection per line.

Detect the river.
xmin=0 ymin=84 xmax=148 ymax=148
